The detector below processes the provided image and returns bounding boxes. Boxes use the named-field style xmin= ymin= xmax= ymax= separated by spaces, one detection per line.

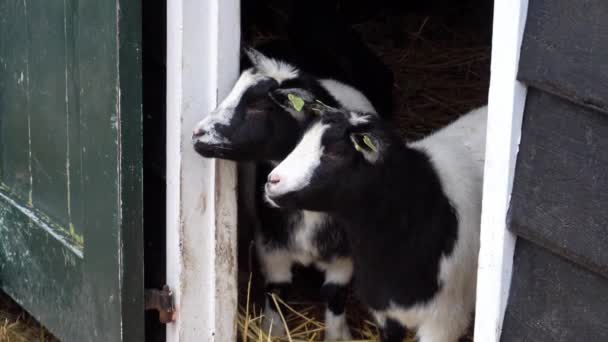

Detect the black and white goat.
xmin=192 ymin=48 xmax=383 ymax=340
xmin=265 ymin=102 xmax=486 ymax=342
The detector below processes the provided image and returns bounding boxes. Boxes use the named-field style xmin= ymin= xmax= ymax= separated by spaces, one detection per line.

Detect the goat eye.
xmin=246 ymin=98 xmax=274 ymax=115
xmin=245 ymin=108 xmax=266 ymax=116
xmin=323 ymin=143 xmax=344 ymax=157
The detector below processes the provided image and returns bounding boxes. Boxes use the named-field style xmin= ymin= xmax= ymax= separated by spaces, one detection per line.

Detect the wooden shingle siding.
xmin=509 ymin=89 xmax=608 ymax=277
xmin=503 ymin=0 xmax=608 ymax=340
xmin=502 ymin=239 xmax=608 ymax=342
xmin=518 ymin=0 xmax=608 ymax=114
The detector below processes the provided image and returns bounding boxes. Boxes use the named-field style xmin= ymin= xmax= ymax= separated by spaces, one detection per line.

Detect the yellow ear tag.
xmin=350 ymin=135 xmax=364 ymax=152
xmin=362 ymin=135 xmax=378 ymax=152
xmin=287 ymin=94 xmax=305 ymax=112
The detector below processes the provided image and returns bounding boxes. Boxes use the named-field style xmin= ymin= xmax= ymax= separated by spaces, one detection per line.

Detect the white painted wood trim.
xmin=474 ymin=0 xmax=529 ymax=340
xmin=166 ymin=0 xmax=240 ymax=340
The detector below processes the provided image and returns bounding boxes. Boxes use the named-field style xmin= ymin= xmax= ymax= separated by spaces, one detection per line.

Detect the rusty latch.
xmin=145 ymin=285 xmax=176 ymax=323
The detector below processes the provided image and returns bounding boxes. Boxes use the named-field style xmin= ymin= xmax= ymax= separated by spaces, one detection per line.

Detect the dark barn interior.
xmin=140 ymin=0 xmax=492 ymax=340
xmin=142 ymin=0 xmax=167 ymax=341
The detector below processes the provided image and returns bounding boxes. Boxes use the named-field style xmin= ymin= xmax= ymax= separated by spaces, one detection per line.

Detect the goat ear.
xmin=350 ymin=133 xmax=381 ymax=163
xmin=243 ymin=46 xmax=270 ymax=68
xmin=268 ymin=88 xmax=315 ymax=113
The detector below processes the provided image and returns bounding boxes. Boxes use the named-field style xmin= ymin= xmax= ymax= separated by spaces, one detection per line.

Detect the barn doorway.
xmin=236 ymin=0 xmax=493 ymax=340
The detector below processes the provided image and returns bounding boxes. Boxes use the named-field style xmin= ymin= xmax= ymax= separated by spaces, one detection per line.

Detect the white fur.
xmin=320 ymin=79 xmax=376 ymax=114
xmin=378 ymin=106 xmax=487 ymax=342
xmin=245 ymin=47 xmax=300 ymax=83
xmin=256 ymin=242 xmax=294 ymax=284
xmin=291 ymin=211 xmax=324 ymax=264
xmin=316 ymin=257 xmax=354 ymax=286
xmin=266 ymin=123 xmax=328 ymax=198
xmin=324 ymin=310 xmax=353 ymax=341
xmin=347 ymin=111 xmax=373 ymax=125
xmin=256 ymin=58 xmax=299 ymax=84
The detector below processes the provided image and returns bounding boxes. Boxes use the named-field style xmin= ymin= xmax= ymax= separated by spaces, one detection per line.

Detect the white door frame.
xmin=166 ymin=0 xmax=240 ymax=340
xmin=165 ymin=0 xmax=530 ymax=339
xmin=474 ymin=0 xmax=529 ymax=340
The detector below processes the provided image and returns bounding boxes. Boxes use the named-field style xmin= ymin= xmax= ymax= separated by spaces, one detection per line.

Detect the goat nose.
xmin=268 ymin=174 xmax=281 ymax=185
xmin=192 ymin=128 xmax=204 ymax=139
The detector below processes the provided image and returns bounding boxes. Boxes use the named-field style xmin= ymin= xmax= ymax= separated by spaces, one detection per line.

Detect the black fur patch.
xmin=343 ymin=147 xmax=458 ymax=310
xmin=381 ymin=318 xmax=407 ymax=342
xmin=313 ymin=216 xmax=351 ymax=260
xmin=266 ymin=282 xmax=291 ymax=299
xmin=269 ymin=114 xmax=459 ymax=311
xmin=320 ymin=283 xmax=349 ymax=315
xmin=265 ymin=281 xmax=291 ymax=314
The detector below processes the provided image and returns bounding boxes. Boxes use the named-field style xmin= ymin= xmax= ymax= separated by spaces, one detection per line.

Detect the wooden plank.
xmin=0 ymin=0 xmax=32 ymax=201
xmin=510 ymin=89 xmax=608 ymax=277
xmin=64 ymin=0 xmax=84 ymax=240
xmin=74 ymin=3 xmax=124 ymax=337
xmin=117 ymin=0 xmax=145 ymax=339
xmin=0 ymin=194 xmax=87 ymax=340
xmin=77 ymin=0 xmax=143 ymax=339
xmin=27 ymin=1 xmax=69 ymax=227
xmin=0 ymin=0 xmax=143 ymax=340
xmin=213 ymin=0 xmax=239 ymax=337
xmin=518 ymin=0 xmax=608 ymax=114
xmin=473 ymin=0 xmax=528 ymax=340
xmin=0 ymin=7 xmax=88 ymax=339
xmin=502 ymin=239 xmax=608 ymax=341
xmin=166 ymin=0 xmax=239 ymax=340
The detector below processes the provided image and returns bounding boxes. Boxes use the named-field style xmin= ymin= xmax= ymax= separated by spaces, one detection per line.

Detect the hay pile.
xmin=236 ymin=273 xmax=473 ymax=342
xmin=0 ymin=292 xmax=57 ymax=342
xmin=237 ymin=274 xmax=418 ymax=342
xmin=353 ymin=14 xmax=490 ymax=140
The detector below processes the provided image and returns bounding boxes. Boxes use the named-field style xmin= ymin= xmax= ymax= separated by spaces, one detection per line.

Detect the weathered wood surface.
xmin=501 ymin=239 xmax=608 ymax=341
xmin=0 ymin=0 xmax=31 ymax=201
xmin=510 ymin=89 xmax=608 ymax=278
xmin=27 ymin=0 xmax=70 ymax=230
xmin=0 ymin=0 xmax=143 ymax=340
xmin=166 ymin=0 xmax=239 ymax=340
xmin=518 ymin=0 xmax=608 ymax=114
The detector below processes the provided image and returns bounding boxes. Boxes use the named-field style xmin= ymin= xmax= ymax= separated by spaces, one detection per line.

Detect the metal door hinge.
xmin=145 ymin=285 xmax=176 ymax=323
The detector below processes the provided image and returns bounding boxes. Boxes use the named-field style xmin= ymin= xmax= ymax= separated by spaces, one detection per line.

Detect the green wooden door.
xmin=0 ymin=0 xmax=143 ymax=340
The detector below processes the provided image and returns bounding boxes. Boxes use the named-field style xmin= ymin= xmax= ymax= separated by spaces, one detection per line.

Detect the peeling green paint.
xmin=0 ymin=185 xmax=83 ymax=252
xmin=68 ymin=222 xmax=83 ymax=246
xmin=0 ymin=0 xmax=144 ymax=339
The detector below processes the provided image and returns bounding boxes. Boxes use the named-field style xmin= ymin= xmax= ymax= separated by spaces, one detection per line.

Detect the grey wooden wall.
xmin=502 ymin=0 xmax=608 ymax=340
